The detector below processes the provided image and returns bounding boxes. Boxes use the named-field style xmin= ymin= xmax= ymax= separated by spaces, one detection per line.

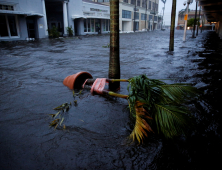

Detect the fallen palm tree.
xmin=57 ymin=72 xmax=200 ymax=144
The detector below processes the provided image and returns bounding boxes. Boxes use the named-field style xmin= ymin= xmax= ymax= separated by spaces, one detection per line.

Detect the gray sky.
xmin=158 ymin=0 xmax=198 ymax=25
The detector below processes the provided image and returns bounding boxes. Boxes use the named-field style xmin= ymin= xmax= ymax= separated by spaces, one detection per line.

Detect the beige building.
xmin=91 ymin=0 xmax=160 ymax=32
xmin=177 ymin=9 xmax=212 ymax=30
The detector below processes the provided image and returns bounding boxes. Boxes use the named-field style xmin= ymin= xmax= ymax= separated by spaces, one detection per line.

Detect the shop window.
xmin=0 ymin=15 xmax=8 ymax=37
xmin=0 ymin=14 xmax=19 ymax=38
xmin=84 ymin=19 xmax=96 ymax=33
xmin=0 ymin=4 xmax=14 ymax=11
xmin=105 ymin=20 xmax=110 ymax=31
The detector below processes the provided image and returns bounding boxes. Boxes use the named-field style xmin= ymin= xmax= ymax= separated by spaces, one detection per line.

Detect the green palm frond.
xmin=127 ymin=74 xmax=199 ymax=143
xmin=129 ymin=101 xmax=153 ymax=144
xmin=154 ymin=104 xmax=192 ymax=138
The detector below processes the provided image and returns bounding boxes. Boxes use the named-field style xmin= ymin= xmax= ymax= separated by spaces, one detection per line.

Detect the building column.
xmin=42 ymin=0 xmax=48 ymax=36
xmin=63 ymin=1 xmax=68 ymax=35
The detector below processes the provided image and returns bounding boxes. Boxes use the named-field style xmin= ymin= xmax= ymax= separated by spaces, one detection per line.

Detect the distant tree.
xmin=187 ymin=18 xmax=200 ymax=27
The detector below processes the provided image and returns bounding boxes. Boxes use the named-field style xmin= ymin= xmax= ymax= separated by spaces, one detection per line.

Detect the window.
xmin=141 ymin=13 xmax=147 ymax=20
xmin=0 ymin=4 xmax=14 ymax=10
xmin=152 ymin=2 xmax=155 ymax=10
xmin=142 ymin=0 xmax=146 ymax=8
xmin=156 ymin=3 xmax=158 ymax=11
xmin=134 ymin=12 xmax=139 ymax=20
xmin=84 ymin=19 xmax=96 ymax=32
xmin=0 ymin=14 xmax=19 ymax=38
xmin=123 ymin=0 xmax=128 ymax=3
xmin=154 ymin=16 xmax=157 ymax=21
xmin=149 ymin=15 xmax=153 ymax=20
xmin=131 ymin=0 xmax=136 ymax=5
xmin=102 ymin=19 xmax=110 ymax=31
xmin=148 ymin=1 xmax=151 ymax=9
xmin=137 ymin=0 xmax=140 ymax=7
xmin=122 ymin=10 xmax=131 ymax=19
xmin=135 ymin=22 xmax=139 ymax=30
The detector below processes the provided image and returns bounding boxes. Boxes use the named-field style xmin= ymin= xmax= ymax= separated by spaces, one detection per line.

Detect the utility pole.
xmin=169 ymin=0 xmax=176 ymax=51
xmin=196 ymin=6 xmax=201 ymax=36
xmin=192 ymin=1 xmax=198 ymax=38
xmin=183 ymin=0 xmax=192 ymax=41
xmin=201 ymin=15 xmax=204 ymax=33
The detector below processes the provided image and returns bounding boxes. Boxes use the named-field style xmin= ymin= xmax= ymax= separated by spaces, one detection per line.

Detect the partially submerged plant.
xmin=66 ymin=26 xmax=74 ymax=36
xmin=127 ymin=75 xmax=199 ymax=143
xmin=47 ymin=26 xmax=60 ymax=38
xmin=49 ymin=102 xmax=71 ymax=129
xmin=49 ymin=90 xmax=83 ymax=128
xmin=102 ymin=43 xmax=110 ymax=48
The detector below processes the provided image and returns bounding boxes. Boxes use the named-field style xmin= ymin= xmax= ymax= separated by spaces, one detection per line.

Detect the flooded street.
xmin=0 ymin=30 xmax=221 ymax=169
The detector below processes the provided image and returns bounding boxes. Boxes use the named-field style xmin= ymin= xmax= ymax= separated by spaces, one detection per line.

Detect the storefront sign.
xmin=90 ymin=8 xmax=108 ymax=13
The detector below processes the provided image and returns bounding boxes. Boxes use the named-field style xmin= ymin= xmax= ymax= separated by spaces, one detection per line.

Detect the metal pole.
xmin=183 ymin=3 xmax=189 ymax=41
xmin=153 ymin=0 xmax=156 ymax=31
xmin=163 ymin=3 xmax=165 ymax=29
xmin=134 ymin=2 xmax=136 ymax=32
xmin=192 ymin=1 xmax=198 ymax=38
xmin=145 ymin=0 xmax=147 ymax=30
xmin=196 ymin=6 xmax=201 ymax=36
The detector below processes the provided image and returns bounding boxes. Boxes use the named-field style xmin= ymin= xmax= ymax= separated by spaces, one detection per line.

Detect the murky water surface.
xmin=0 ymin=30 xmax=221 ymax=169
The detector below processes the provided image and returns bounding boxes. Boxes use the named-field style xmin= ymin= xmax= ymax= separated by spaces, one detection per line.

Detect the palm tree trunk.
xmin=109 ymin=0 xmax=120 ymax=91
xmin=169 ymin=0 xmax=176 ymax=51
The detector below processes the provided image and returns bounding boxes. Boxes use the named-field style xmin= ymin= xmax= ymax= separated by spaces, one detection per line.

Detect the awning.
xmin=72 ymin=15 xmax=110 ymax=20
xmin=0 ymin=10 xmax=44 ymax=17
xmin=72 ymin=15 xmax=86 ymax=19
xmin=84 ymin=16 xmax=110 ymax=19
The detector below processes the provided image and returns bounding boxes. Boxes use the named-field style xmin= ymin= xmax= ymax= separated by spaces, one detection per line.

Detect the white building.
xmin=95 ymin=0 xmax=159 ymax=32
xmin=0 ymin=0 xmax=48 ymax=41
xmin=0 ymin=0 xmax=160 ymax=41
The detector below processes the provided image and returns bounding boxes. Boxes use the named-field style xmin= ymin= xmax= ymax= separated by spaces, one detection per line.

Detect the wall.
xmin=68 ymin=0 xmax=82 ymax=35
xmin=0 ymin=0 xmax=46 ymax=41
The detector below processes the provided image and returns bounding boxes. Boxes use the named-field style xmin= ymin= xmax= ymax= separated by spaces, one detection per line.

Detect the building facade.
xmin=0 ymin=0 xmax=160 ymax=41
xmin=94 ymin=0 xmax=160 ymax=32
xmin=0 ymin=0 xmax=48 ymax=41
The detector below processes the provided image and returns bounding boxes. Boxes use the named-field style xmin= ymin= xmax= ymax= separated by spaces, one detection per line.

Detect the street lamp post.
xmin=150 ymin=19 xmax=153 ymax=31
xmin=161 ymin=0 xmax=166 ymax=30
xmin=183 ymin=0 xmax=193 ymax=41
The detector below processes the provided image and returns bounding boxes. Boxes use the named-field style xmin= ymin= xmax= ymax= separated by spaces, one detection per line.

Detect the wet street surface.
xmin=0 ymin=30 xmax=221 ymax=170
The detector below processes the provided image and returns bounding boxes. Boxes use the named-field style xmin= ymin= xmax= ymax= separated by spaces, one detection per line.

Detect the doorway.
xmin=26 ymin=17 xmax=36 ymax=38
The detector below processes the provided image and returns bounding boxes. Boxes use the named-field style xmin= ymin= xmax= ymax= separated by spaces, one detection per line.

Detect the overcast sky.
xmin=158 ymin=0 xmax=198 ymax=25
